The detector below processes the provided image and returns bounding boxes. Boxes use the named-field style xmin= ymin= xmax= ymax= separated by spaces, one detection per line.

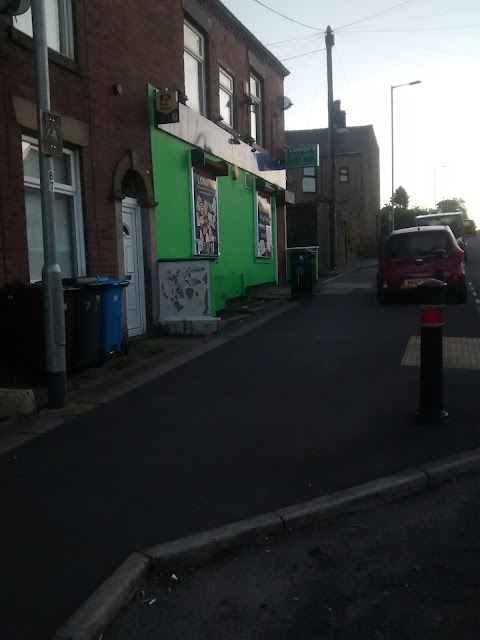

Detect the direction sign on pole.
xmin=285 ymin=144 xmax=319 ymax=168
xmin=40 ymin=109 xmax=63 ymax=157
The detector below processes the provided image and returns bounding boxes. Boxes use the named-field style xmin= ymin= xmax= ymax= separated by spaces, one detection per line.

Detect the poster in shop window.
xmin=256 ymin=194 xmax=273 ymax=258
xmin=192 ymin=170 xmax=219 ymax=256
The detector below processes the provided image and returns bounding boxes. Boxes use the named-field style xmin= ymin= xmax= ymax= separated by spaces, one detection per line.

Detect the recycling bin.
xmin=63 ymin=277 xmax=104 ymax=369
xmin=290 ymin=249 xmax=316 ymax=299
xmin=95 ymin=276 xmax=129 ymax=359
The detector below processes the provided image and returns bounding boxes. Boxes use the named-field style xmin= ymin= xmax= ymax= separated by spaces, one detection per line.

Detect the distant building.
xmin=285 ymin=101 xmax=380 ymax=272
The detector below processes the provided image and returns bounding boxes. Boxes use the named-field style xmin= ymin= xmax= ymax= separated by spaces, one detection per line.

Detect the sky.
xmin=222 ymin=0 xmax=480 ymax=220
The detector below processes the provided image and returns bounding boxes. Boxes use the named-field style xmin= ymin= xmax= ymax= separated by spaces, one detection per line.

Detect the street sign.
xmin=40 ymin=109 xmax=63 ymax=157
xmin=286 ymin=144 xmax=319 ymax=168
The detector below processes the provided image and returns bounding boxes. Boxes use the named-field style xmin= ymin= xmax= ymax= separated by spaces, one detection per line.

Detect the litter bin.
xmin=63 ymin=277 xmax=104 ymax=369
xmin=95 ymin=276 xmax=129 ymax=359
xmin=290 ymin=249 xmax=316 ymax=299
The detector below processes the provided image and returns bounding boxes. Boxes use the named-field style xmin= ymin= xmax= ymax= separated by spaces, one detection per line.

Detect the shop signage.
xmin=285 ymin=144 xmax=319 ymax=168
xmin=155 ymin=90 xmax=179 ymax=125
xmin=256 ymin=194 xmax=272 ymax=258
xmin=192 ymin=170 xmax=219 ymax=256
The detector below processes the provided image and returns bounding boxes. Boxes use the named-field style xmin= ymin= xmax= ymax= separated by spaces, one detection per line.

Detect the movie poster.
xmin=192 ymin=171 xmax=219 ymax=256
xmin=256 ymin=194 xmax=272 ymax=258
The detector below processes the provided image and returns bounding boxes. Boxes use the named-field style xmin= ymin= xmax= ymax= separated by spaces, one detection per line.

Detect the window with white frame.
xmin=13 ymin=0 xmax=75 ymax=59
xmin=184 ymin=21 xmax=206 ymax=116
xmin=22 ymin=137 xmax=85 ymax=282
xmin=302 ymin=167 xmax=316 ymax=193
xmin=219 ymin=68 xmax=234 ymax=128
xmin=249 ymin=74 xmax=262 ymax=145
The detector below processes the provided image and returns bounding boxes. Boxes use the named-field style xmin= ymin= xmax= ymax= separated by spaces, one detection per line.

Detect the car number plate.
xmin=403 ymin=279 xmax=425 ymax=288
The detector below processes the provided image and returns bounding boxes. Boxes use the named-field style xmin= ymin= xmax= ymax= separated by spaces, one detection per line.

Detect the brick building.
xmin=0 ymin=0 xmax=289 ymax=338
xmin=285 ymin=101 xmax=380 ymax=272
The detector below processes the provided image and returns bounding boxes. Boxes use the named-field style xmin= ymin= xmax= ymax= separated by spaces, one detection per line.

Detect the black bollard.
xmin=415 ymin=279 xmax=449 ymax=424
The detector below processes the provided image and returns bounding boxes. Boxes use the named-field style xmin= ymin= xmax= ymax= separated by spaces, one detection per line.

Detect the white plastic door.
xmin=122 ymin=197 xmax=146 ymax=336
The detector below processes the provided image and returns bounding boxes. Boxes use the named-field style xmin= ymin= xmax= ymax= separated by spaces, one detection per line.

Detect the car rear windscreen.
xmin=387 ymin=231 xmax=451 ymax=258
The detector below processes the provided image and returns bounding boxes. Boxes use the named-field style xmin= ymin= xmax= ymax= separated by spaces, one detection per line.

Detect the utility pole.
xmin=31 ymin=0 xmax=67 ymax=408
xmin=325 ymin=25 xmax=336 ymax=271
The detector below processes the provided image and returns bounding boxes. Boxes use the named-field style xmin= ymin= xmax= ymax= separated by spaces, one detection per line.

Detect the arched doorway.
xmin=113 ymin=152 xmax=157 ymax=337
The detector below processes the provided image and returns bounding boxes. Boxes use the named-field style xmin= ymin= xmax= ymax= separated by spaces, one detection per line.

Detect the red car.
xmin=377 ymin=225 xmax=467 ymax=304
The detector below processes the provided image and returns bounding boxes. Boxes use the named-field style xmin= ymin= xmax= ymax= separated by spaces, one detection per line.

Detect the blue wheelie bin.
xmin=96 ymin=276 xmax=129 ymax=359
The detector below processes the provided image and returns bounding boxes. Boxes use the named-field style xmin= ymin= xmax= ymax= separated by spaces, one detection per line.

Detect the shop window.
xmin=184 ymin=20 xmax=206 ymax=116
xmin=22 ymin=136 xmax=85 ymax=282
xmin=302 ymin=167 xmax=316 ymax=193
xmin=13 ymin=0 xmax=75 ymax=59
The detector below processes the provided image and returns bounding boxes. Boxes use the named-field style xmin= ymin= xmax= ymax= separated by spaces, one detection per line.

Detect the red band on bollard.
xmin=421 ymin=308 xmax=444 ymax=326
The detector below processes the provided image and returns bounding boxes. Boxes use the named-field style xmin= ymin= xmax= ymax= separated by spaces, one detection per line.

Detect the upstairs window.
xmin=13 ymin=0 xmax=75 ymax=59
xmin=339 ymin=166 xmax=349 ymax=183
xmin=302 ymin=167 xmax=316 ymax=193
xmin=219 ymin=68 xmax=234 ymax=128
xmin=249 ymin=74 xmax=262 ymax=145
xmin=184 ymin=21 xmax=206 ymax=116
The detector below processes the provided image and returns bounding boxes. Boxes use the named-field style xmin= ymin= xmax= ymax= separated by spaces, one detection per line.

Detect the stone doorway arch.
xmin=113 ymin=151 xmax=158 ymax=333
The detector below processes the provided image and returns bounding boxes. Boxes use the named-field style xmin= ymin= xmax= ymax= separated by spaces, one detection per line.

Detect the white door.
xmin=122 ymin=197 xmax=146 ymax=336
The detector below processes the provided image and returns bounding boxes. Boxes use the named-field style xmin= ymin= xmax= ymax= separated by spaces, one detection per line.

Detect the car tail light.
xmin=452 ymin=246 xmax=464 ymax=266
xmin=452 ymin=273 xmax=460 ymax=283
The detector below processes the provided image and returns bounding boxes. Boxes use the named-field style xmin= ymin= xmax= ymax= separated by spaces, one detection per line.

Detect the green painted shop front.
xmin=149 ymin=89 xmax=283 ymax=316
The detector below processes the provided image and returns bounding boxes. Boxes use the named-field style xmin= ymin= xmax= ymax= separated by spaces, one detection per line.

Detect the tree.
xmin=390 ymin=186 xmax=410 ymax=209
xmin=437 ymin=197 xmax=467 ymax=219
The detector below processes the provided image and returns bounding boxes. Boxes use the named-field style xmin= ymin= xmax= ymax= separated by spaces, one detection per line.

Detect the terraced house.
xmin=0 ymin=0 xmax=291 ymax=338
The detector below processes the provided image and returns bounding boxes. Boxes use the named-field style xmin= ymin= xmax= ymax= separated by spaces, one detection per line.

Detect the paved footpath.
xmin=106 ymin=472 xmax=480 ymax=640
xmin=1 ymin=264 xmax=480 ymax=639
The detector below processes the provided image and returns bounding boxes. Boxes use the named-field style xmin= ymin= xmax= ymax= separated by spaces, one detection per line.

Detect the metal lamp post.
xmin=391 ymin=80 xmax=421 ymax=233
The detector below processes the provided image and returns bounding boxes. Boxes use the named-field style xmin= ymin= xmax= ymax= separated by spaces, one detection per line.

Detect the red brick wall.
xmin=0 ymin=0 xmax=286 ymax=286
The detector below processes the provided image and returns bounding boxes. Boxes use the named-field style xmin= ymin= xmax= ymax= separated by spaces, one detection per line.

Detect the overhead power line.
xmin=251 ymin=0 xmax=323 ymax=31
xmin=342 ymin=24 xmax=480 ymax=33
xmin=267 ymin=33 xmax=321 ymax=47
xmin=280 ymin=47 xmax=326 ymax=62
xmin=341 ymin=31 xmax=480 ymax=60
xmin=346 ymin=6 xmax=480 ymax=29
xmin=336 ymin=0 xmax=427 ymax=31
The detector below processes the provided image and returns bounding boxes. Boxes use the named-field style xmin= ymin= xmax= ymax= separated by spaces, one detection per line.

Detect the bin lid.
xmin=62 ymin=277 xmax=107 ymax=288
xmin=96 ymin=276 xmax=129 ymax=287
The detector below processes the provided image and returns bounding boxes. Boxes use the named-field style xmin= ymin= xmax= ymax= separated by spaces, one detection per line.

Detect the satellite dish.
xmin=0 ymin=0 xmax=31 ymax=15
xmin=276 ymin=95 xmax=294 ymax=112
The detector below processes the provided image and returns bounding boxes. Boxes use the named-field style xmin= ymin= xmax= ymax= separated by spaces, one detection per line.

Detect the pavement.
xmin=105 ymin=472 xmax=480 ymax=640
xmin=2 ymin=242 xmax=480 ymax=640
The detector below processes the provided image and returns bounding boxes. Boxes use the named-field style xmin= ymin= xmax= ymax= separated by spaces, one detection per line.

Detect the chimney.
xmin=334 ymin=99 xmax=347 ymax=129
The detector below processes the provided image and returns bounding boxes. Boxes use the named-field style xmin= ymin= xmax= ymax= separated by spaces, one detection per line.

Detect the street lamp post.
xmin=391 ymin=80 xmax=421 ymax=233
